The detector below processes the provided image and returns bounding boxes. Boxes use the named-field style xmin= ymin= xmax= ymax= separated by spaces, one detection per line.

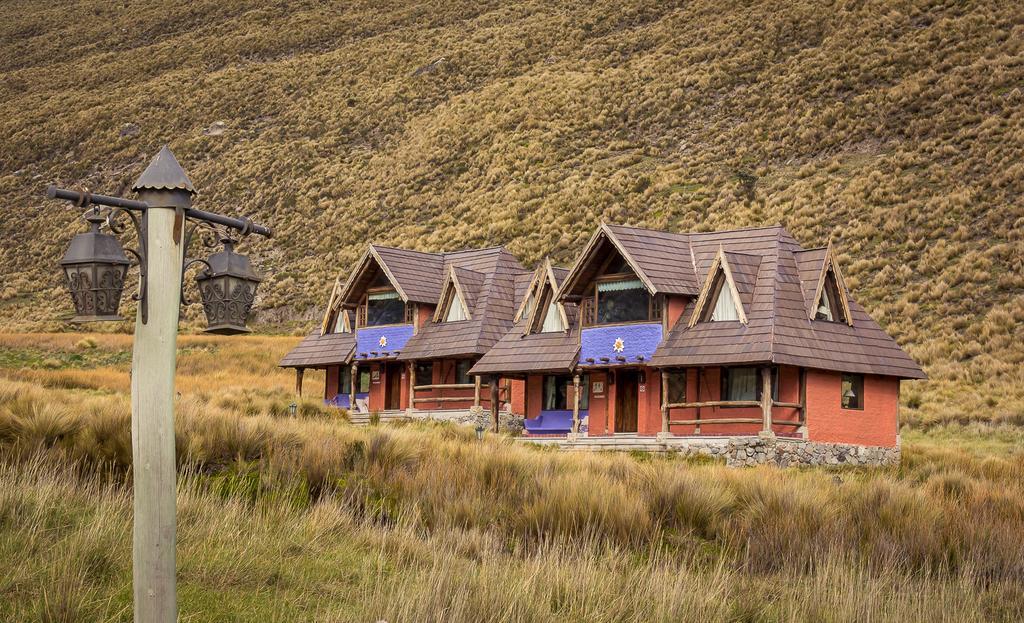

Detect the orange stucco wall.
xmin=804 ymin=370 xmax=899 ymax=447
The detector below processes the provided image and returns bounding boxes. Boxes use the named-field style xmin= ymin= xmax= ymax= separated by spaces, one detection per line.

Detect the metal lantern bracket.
xmin=46 ymin=186 xmax=272 ymax=325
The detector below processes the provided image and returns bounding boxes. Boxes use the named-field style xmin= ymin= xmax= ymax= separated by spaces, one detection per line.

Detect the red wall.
xmin=411 ymin=359 xmax=476 ymax=411
xmin=665 ymin=296 xmax=688 ymax=331
xmin=325 ymin=365 xmax=340 ymax=400
xmin=804 ymin=370 xmax=899 ymax=447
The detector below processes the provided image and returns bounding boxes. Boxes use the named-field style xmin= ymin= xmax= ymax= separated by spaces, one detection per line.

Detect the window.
xmin=366 ymin=291 xmax=405 ymax=326
xmin=596 ymin=279 xmax=651 ymax=324
xmin=522 ymin=291 xmax=536 ymax=322
xmin=841 ymin=373 xmax=864 ymax=410
xmin=333 ymin=310 xmax=350 ymax=334
xmin=415 ymin=361 xmax=434 ymax=387
xmin=339 ymin=369 xmax=351 ymax=395
xmin=543 ymin=375 xmax=571 ymax=410
xmin=358 ymin=369 xmax=371 ymax=394
xmin=721 ymin=367 xmax=778 ymax=402
xmin=815 ymin=274 xmax=847 ymax=323
xmin=666 ymin=370 xmax=686 ymax=404
xmin=711 ymin=282 xmax=740 ymax=321
xmin=445 ymin=293 xmax=468 ymax=322
xmin=540 ymin=294 xmax=565 ymax=333
xmin=579 ymin=374 xmax=590 ymax=411
xmin=455 ymin=360 xmax=473 ymax=385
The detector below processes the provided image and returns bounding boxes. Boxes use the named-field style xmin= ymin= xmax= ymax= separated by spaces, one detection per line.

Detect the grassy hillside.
xmin=1 ymin=1 xmax=1022 ymax=424
xmin=1 ymin=334 xmax=1023 ymax=621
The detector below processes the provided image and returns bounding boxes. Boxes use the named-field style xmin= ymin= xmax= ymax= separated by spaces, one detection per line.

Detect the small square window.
xmin=358 ymin=370 xmax=371 ymax=394
xmin=841 ymin=373 xmax=864 ymax=410
xmin=415 ymin=361 xmax=434 ymax=387
xmin=666 ymin=370 xmax=686 ymax=404
xmin=455 ymin=360 xmax=473 ymax=385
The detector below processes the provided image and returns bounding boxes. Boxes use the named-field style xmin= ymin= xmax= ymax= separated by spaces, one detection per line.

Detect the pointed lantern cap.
xmin=131 ymin=145 xmax=195 ymax=194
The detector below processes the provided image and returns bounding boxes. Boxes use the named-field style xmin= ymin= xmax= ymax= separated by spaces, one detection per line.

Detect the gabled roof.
xmin=799 ymin=241 xmax=853 ymax=325
xmin=279 ymin=330 xmax=355 ymax=369
xmin=398 ymin=248 xmax=529 ymax=360
xmin=471 ymin=261 xmax=580 ymax=375
xmin=337 ymin=245 xmax=444 ymax=307
xmin=649 ymin=225 xmax=926 ymax=379
xmin=688 ymin=248 xmax=756 ymax=327
xmin=433 ymin=265 xmax=484 ymax=322
xmin=132 ymin=145 xmax=196 ymax=194
xmin=558 ymin=223 xmax=699 ymax=299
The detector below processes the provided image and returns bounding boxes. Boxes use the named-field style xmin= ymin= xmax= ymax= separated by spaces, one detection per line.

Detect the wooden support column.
xmin=408 ymin=361 xmax=416 ymax=412
xmin=474 ymin=374 xmax=482 ymax=408
xmin=295 ymin=368 xmax=304 ymax=398
xmin=695 ymin=367 xmax=702 ymax=435
xmin=799 ymin=367 xmax=807 ymax=426
xmin=350 ymin=362 xmax=358 ymax=412
xmin=490 ymin=376 xmax=500 ymax=433
xmin=761 ymin=366 xmax=773 ymax=434
xmin=660 ymin=369 xmax=669 ymax=434
xmin=572 ymin=374 xmax=581 ymax=434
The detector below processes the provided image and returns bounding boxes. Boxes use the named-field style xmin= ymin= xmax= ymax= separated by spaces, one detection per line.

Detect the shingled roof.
xmin=279 ymin=331 xmax=355 ymax=369
xmin=471 ymin=261 xmax=580 ymax=375
xmin=398 ymin=248 xmax=529 ymax=360
xmin=646 ymin=225 xmax=925 ymax=379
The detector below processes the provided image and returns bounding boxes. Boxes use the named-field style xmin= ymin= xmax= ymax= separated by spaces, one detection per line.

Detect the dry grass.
xmin=1 ymin=357 xmax=1024 ymax=620
xmin=0 ymin=327 xmax=1020 ymax=619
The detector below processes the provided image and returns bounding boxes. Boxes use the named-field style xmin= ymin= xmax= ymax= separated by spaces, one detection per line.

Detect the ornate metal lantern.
xmin=195 ymin=238 xmax=262 ymax=335
xmin=60 ymin=212 xmax=131 ymax=322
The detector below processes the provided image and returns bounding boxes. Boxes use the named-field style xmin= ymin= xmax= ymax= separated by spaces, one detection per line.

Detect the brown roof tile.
xmin=279 ymin=331 xmax=355 ymax=368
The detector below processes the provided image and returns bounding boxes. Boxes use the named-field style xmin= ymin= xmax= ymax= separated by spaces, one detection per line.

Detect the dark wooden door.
xmin=385 ymin=363 xmax=402 ymax=410
xmin=615 ymin=370 xmax=639 ymax=433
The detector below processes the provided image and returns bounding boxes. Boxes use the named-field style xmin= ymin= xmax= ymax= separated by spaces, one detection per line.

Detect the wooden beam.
xmin=572 ymin=374 xmax=581 ymax=434
xmin=490 ymin=377 xmax=500 ymax=433
xmin=412 ymin=396 xmax=478 ymax=404
xmin=413 ymin=383 xmax=477 ymax=391
xmin=474 ymin=375 xmax=482 ymax=408
xmin=772 ymin=401 xmax=803 ymax=409
xmin=660 ymin=370 xmax=669 ymax=434
xmin=665 ymin=400 xmax=761 ymax=409
xmin=761 ymin=366 xmax=772 ymax=433
xmin=349 ymin=363 xmax=357 ymax=412
xmin=408 ymin=361 xmax=415 ymax=411
xmin=799 ymin=367 xmax=807 ymax=426
xmin=694 ymin=367 xmax=702 ymax=435
xmin=295 ymin=368 xmax=304 ymax=398
xmin=668 ymin=418 xmax=803 ymax=427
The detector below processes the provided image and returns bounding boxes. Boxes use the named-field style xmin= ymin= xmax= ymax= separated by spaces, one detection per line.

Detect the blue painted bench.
xmin=325 ymin=393 xmax=369 ymax=410
xmin=524 ymin=410 xmax=588 ymax=435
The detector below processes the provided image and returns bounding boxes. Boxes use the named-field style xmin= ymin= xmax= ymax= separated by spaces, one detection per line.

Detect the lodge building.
xmin=282 ymin=223 xmax=924 ymax=450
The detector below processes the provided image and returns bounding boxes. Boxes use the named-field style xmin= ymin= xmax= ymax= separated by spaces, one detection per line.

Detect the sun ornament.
xmin=613 ymin=337 xmax=625 ymax=353
xmin=379 ymin=335 xmax=388 ymax=347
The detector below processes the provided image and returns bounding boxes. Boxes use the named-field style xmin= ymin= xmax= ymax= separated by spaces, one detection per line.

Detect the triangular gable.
xmin=808 ymin=241 xmax=853 ymax=326
xmin=688 ymin=247 xmax=749 ymax=326
xmin=523 ymin=259 xmax=570 ymax=334
xmin=513 ymin=264 xmax=546 ymax=323
xmin=336 ymin=245 xmax=412 ymax=308
xmin=320 ymin=276 xmax=342 ymax=335
xmin=558 ymin=223 xmax=658 ymax=299
xmin=433 ymin=265 xmax=475 ymax=322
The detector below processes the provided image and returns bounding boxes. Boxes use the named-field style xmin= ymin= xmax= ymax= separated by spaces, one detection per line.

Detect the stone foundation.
xmin=656 ymin=434 xmax=899 ymax=467
xmin=415 ymin=406 xmax=525 ymax=434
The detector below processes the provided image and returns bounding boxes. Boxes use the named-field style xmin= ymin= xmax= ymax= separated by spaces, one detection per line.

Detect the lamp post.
xmin=45 ymin=146 xmax=271 ymax=623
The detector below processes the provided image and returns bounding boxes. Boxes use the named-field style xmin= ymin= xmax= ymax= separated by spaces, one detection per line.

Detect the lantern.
xmin=60 ymin=212 xmax=131 ymax=322
xmin=196 ymin=238 xmax=262 ymax=335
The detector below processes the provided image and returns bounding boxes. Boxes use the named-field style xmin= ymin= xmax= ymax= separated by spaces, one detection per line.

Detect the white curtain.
xmin=541 ymin=302 xmax=564 ymax=332
xmin=445 ymin=296 xmax=467 ymax=322
xmin=711 ymin=284 xmax=739 ymax=321
xmin=725 ymin=368 xmax=757 ymax=401
xmin=816 ymin=290 xmax=833 ymax=321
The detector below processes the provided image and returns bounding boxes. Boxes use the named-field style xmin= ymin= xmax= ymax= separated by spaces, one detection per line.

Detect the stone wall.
xmin=646 ymin=433 xmax=900 ymax=467
xmin=721 ymin=435 xmax=899 ymax=467
xmin=417 ymin=406 xmax=525 ymax=434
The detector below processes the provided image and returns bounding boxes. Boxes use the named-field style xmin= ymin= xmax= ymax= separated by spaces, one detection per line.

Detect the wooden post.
xmin=474 ymin=373 xmax=482 ymax=408
xmin=408 ymin=361 xmax=416 ymax=412
xmin=660 ymin=369 xmax=669 ymax=434
xmin=572 ymin=374 xmax=581 ymax=433
xmin=350 ymin=362 xmax=357 ymax=412
xmin=695 ymin=367 xmax=702 ymax=435
xmin=295 ymin=368 xmax=304 ymax=398
xmin=761 ymin=366 xmax=773 ymax=434
xmin=131 ymin=184 xmax=189 ymax=623
xmin=798 ymin=367 xmax=807 ymax=426
xmin=490 ymin=376 xmax=499 ymax=432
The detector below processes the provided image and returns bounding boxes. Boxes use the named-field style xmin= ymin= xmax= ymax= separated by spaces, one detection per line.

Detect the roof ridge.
xmin=766 ymin=228 xmax=785 ymax=364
